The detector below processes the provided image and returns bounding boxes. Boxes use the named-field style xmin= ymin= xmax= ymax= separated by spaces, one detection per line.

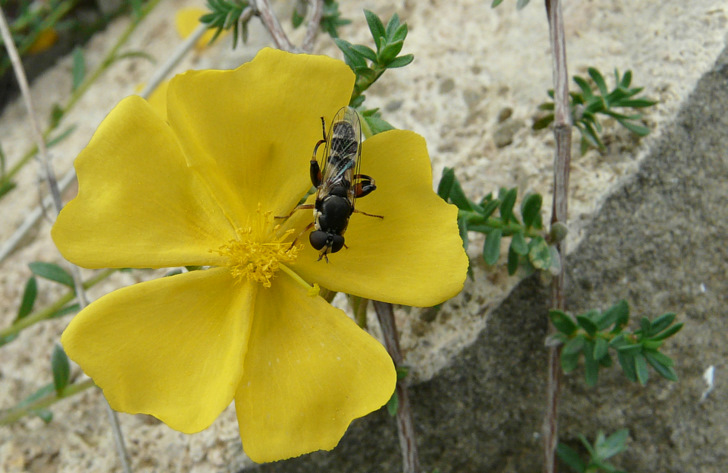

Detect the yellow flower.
xmin=52 ymin=48 xmax=467 ymax=462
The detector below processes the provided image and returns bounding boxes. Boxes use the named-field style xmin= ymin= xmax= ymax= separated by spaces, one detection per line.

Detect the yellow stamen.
xmin=215 ymin=207 xmax=301 ymax=288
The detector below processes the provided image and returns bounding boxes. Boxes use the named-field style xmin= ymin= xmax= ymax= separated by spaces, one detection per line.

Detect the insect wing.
xmin=320 ymin=107 xmax=362 ymax=203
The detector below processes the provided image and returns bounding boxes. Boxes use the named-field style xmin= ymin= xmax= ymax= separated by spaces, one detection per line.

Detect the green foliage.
xmin=291 ymin=0 xmax=351 ymax=38
xmin=28 ymin=261 xmax=75 ymax=288
xmin=0 ymin=277 xmax=38 ymax=346
xmin=549 ymin=300 xmax=682 ymax=386
xmin=438 ymin=167 xmax=556 ymax=275
xmin=534 ymin=68 xmax=657 ymax=154
xmin=558 ymin=429 xmax=629 ymax=473
xmin=201 ymin=0 xmax=251 ymax=47
xmin=71 ymin=46 xmax=85 ymax=91
xmin=51 ymin=344 xmax=71 ymax=395
xmin=334 ymin=10 xmax=414 ymax=107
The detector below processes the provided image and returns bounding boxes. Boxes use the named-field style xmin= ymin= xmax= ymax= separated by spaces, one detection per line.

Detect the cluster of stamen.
xmin=216 ymin=209 xmax=300 ymax=288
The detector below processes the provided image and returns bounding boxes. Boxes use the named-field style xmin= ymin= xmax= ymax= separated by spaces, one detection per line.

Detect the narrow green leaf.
xmin=588 ymin=67 xmax=608 ymax=97
xmin=499 ymin=188 xmax=518 ymax=224
xmin=437 ymin=167 xmax=455 ymax=200
xmin=334 ymin=38 xmax=366 ymax=69
xmin=483 ymin=229 xmax=502 ymax=265
xmin=573 ymin=75 xmax=593 ymax=99
xmin=521 ymin=193 xmax=542 ymax=228
xmin=615 ymin=98 xmax=657 ymax=108
xmin=532 ymin=114 xmax=554 ymax=130
xmin=616 ymin=344 xmax=642 ymax=356
xmin=563 ymin=336 xmax=584 ymax=356
xmin=491 ymin=0 xmax=505 ymax=7
xmin=620 ymin=69 xmax=632 ymax=88
xmin=384 ymin=13 xmax=401 ymax=39
xmin=549 ymin=309 xmax=577 ymax=335
xmin=510 ymin=231 xmax=528 ymax=256
xmin=34 ymin=409 xmax=53 ymax=423
xmin=449 ymin=179 xmax=473 ymax=211
xmin=516 ymin=0 xmax=531 ymax=9
xmin=350 ymin=44 xmax=377 ymax=62
xmin=386 ymin=54 xmax=414 ymax=69
xmin=17 ymin=276 xmax=38 ymax=319
xmin=617 ymin=351 xmax=637 ymax=382
xmin=363 ymin=10 xmax=385 ymax=49
xmin=556 ymin=443 xmax=586 ymax=472
xmin=379 ymin=40 xmax=404 ymax=64
xmin=651 ymin=322 xmax=683 ymax=341
xmin=51 ymin=344 xmax=71 ymax=395
xmin=583 ymin=339 xmax=599 ymax=387
xmin=386 ymin=391 xmax=399 ymax=416
xmin=617 ymin=119 xmax=650 ymax=136
xmin=71 ymin=47 xmax=85 ymax=92
xmin=645 ymin=352 xmax=678 ymax=381
xmin=528 ymin=236 xmax=551 ymax=270
xmin=593 ymin=337 xmax=609 ymax=361
xmin=363 ymin=114 xmax=394 ymax=135
xmin=561 ymin=352 xmax=579 ymax=373
xmin=635 ymin=352 xmax=649 ymax=385
xmin=600 ymin=429 xmax=629 ymax=459
xmin=575 ymin=315 xmax=598 ymax=337
xmin=507 ymin=245 xmax=519 ymax=275
xmin=28 ymin=262 xmax=75 ymax=288
xmin=639 ymin=316 xmax=652 ymax=335
xmin=650 ymin=312 xmax=676 ymax=335
xmin=479 ymin=198 xmax=500 ymax=219
xmin=458 ymin=216 xmax=469 ymax=252
xmin=598 ymin=299 xmax=629 ymax=331
xmin=390 ymin=23 xmax=408 ymax=43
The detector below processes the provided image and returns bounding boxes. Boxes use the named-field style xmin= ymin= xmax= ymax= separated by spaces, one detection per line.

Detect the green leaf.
xmin=615 ymin=98 xmax=657 ymax=108
xmin=51 ymin=344 xmax=71 ymax=395
xmin=437 ymin=167 xmax=455 ymax=200
xmin=588 ymin=67 xmax=608 ymax=97
xmin=556 ymin=443 xmax=586 ymax=472
xmin=351 ymin=44 xmax=377 ymax=62
xmin=573 ymin=75 xmax=593 ymax=99
xmin=645 ymin=352 xmax=678 ymax=381
xmin=617 ymin=119 xmax=650 ymax=136
xmin=499 ymin=188 xmax=518 ymax=224
xmin=334 ymin=38 xmax=367 ymax=69
xmin=46 ymin=125 xmax=78 ymax=148
xmin=390 ymin=22 xmax=408 ymax=43
xmin=516 ymin=0 xmax=531 ymax=9
xmin=650 ymin=312 xmax=676 ymax=335
xmin=650 ymin=322 xmax=683 ymax=341
xmin=491 ymin=0 xmax=505 ymax=6
xmin=593 ymin=337 xmax=609 ymax=361
xmin=28 ymin=262 xmax=74 ymax=288
xmin=521 ymin=193 xmax=542 ymax=228
xmin=634 ymin=352 xmax=649 ymax=385
xmin=528 ymin=236 xmax=551 ymax=270
xmin=363 ymin=114 xmax=394 ymax=135
xmin=600 ymin=429 xmax=629 ymax=459
xmin=71 ymin=47 xmax=85 ymax=92
xmin=483 ymin=229 xmax=502 ymax=265
xmin=479 ymin=198 xmax=500 ymax=219
xmin=457 ymin=216 xmax=469 ymax=251
xmin=583 ymin=339 xmax=599 ymax=386
xmin=532 ymin=113 xmax=555 ymax=130
xmin=561 ymin=352 xmax=579 ymax=373
xmin=363 ymin=10 xmax=386 ymax=49
xmin=599 ymin=299 xmax=629 ymax=331
xmin=507 ymin=245 xmax=519 ymax=275
xmin=563 ymin=336 xmax=584 ymax=356
xmin=510 ymin=231 xmax=528 ymax=256
xmin=619 ymin=70 xmax=632 ymax=88
xmin=386 ymin=391 xmax=399 ymax=416
xmin=449 ymin=178 xmax=473 ymax=211
xmin=386 ymin=54 xmax=414 ymax=69
xmin=549 ymin=309 xmax=577 ymax=335
xmin=384 ymin=13 xmax=402 ymax=39
xmin=18 ymin=276 xmax=38 ymax=319
xmin=291 ymin=1 xmax=306 ymax=28
xmin=617 ymin=350 xmax=637 ymax=382
xmin=575 ymin=314 xmax=598 ymax=337
xmin=379 ymin=40 xmax=404 ymax=64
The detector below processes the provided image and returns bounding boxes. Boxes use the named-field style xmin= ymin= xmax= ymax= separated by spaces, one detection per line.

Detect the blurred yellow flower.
xmin=27 ymin=28 xmax=58 ymax=54
xmin=52 ymin=48 xmax=467 ymax=462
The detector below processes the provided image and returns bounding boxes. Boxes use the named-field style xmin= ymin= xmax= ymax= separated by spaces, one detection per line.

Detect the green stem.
xmin=0 ymin=268 xmax=116 ymax=340
xmin=0 ymin=0 xmax=162 ymax=192
xmin=350 ymin=64 xmax=386 ymax=104
xmin=0 ymin=378 xmax=95 ymax=425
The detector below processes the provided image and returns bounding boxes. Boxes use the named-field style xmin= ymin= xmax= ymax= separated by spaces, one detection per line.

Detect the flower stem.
xmin=0 ymin=378 xmax=95 ymax=426
xmin=373 ymin=301 xmax=421 ymax=473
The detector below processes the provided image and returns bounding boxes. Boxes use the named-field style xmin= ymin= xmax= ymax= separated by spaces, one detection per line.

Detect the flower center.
xmin=216 ymin=208 xmax=300 ymax=288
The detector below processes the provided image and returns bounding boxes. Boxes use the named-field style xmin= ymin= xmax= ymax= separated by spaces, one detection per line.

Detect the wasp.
xmin=283 ymin=107 xmax=382 ymax=262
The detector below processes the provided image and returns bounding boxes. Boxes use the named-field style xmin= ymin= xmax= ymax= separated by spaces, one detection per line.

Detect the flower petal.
xmin=166 ymin=48 xmax=355 ymax=221
xmin=61 ymin=268 xmax=255 ymax=433
xmin=52 ymin=95 xmax=235 ymax=269
xmin=293 ymin=130 xmax=468 ymax=307
xmin=235 ymin=273 xmax=396 ymax=463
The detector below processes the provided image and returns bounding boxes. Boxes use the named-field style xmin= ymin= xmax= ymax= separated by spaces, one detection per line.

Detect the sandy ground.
xmin=1 ymin=0 xmax=726 ymax=471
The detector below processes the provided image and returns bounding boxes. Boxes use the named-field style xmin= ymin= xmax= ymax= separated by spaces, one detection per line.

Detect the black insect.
xmin=284 ymin=107 xmax=382 ymax=262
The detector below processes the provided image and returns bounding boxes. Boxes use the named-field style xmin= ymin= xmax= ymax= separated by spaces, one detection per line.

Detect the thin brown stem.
xmin=254 ymin=0 xmax=295 ymax=52
xmin=301 ymin=0 xmax=324 ymax=53
xmin=543 ymin=1 xmax=572 ymax=472
xmin=373 ymin=301 xmax=421 ymax=473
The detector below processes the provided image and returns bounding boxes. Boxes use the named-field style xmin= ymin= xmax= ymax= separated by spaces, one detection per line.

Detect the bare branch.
xmin=253 ymin=0 xmax=295 ymax=52
xmin=301 ymin=0 xmax=324 ymax=53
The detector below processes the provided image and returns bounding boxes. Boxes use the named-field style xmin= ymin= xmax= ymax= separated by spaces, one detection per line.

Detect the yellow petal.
xmin=235 ymin=272 xmax=396 ymax=463
xmin=166 ymin=48 xmax=355 ymax=223
xmin=174 ymin=8 xmax=223 ymax=49
xmin=62 ymin=268 xmax=255 ymax=433
xmin=293 ymin=130 xmax=468 ymax=307
xmin=52 ymin=95 xmax=235 ymax=269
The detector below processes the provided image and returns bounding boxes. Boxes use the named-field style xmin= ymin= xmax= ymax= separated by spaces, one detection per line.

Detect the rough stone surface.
xmin=261 ymin=47 xmax=728 ymax=473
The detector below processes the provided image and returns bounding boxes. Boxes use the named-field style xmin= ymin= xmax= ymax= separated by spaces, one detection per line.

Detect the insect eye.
xmin=309 ymin=231 xmax=328 ymax=250
xmin=330 ymin=235 xmax=345 ymax=253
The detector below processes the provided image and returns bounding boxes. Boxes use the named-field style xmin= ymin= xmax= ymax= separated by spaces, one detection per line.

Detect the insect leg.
xmin=353 ymin=208 xmax=384 ymax=219
xmin=275 ymin=204 xmax=315 ymax=219
xmin=353 ymin=174 xmax=377 ymax=198
xmin=310 ymin=116 xmax=327 ymax=187
xmin=290 ymin=221 xmax=316 ymax=249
